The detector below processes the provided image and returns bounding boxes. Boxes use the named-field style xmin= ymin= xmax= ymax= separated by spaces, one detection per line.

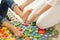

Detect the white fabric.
xmin=28 ymin=0 xmax=47 ymax=21
xmin=28 ymin=0 xmax=60 ymax=28
xmin=36 ymin=0 xmax=60 ymax=28
xmin=47 ymin=0 xmax=57 ymax=6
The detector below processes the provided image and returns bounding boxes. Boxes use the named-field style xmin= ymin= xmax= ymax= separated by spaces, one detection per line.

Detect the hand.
xmin=26 ymin=9 xmax=34 ymax=22
xmin=19 ymin=5 xmax=24 ymax=12
xmin=22 ymin=9 xmax=33 ymax=22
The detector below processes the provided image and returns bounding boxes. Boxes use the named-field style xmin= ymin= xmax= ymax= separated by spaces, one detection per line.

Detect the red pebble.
xmin=24 ymin=22 xmax=29 ymax=26
xmin=38 ymin=28 xmax=46 ymax=34
xmin=4 ymin=34 xmax=9 ymax=38
xmin=0 ymin=29 xmax=5 ymax=34
xmin=38 ymin=28 xmax=45 ymax=31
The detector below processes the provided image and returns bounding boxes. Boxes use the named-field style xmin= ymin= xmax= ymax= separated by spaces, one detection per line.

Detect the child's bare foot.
xmin=23 ymin=9 xmax=33 ymax=22
xmin=2 ymin=21 xmax=23 ymax=37
xmin=14 ymin=30 xmax=23 ymax=37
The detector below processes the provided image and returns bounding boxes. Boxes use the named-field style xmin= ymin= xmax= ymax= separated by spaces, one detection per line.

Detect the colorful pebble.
xmin=24 ymin=22 xmax=29 ymax=26
xmin=38 ymin=28 xmax=46 ymax=34
xmin=25 ymin=37 xmax=30 ymax=40
xmin=17 ymin=27 xmax=22 ymax=31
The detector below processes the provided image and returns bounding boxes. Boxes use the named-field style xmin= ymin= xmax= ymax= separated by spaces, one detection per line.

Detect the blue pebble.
xmin=22 ymin=26 xmax=26 ymax=29
xmin=30 ymin=26 xmax=35 ymax=29
xmin=32 ymin=32 xmax=37 ymax=35
xmin=46 ymin=32 xmax=50 ymax=36
xmin=41 ymin=36 xmax=46 ymax=40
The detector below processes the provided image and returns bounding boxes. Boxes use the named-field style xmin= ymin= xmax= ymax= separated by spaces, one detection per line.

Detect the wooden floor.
xmin=52 ymin=23 xmax=60 ymax=40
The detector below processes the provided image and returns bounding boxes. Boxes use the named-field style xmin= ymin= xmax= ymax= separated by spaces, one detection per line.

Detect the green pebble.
xmin=15 ymin=22 xmax=22 ymax=27
xmin=47 ymin=28 xmax=54 ymax=34
xmin=19 ymin=37 xmax=24 ymax=40
xmin=51 ymin=30 xmax=58 ymax=35
xmin=33 ymin=35 xmax=41 ymax=38
xmin=20 ymin=25 xmax=23 ymax=27
xmin=24 ymin=34 xmax=30 ymax=37
xmin=15 ymin=24 xmax=20 ymax=27
xmin=1 ymin=38 xmax=6 ymax=40
xmin=37 ymin=38 xmax=41 ymax=40
xmin=27 ymin=28 xmax=35 ymax=33
xmin=30 ymin=22 xmax=36 ymax=26
xmin=24 ymin=31 xmax=29 ymax=34
xmin=24 ymin=31 xmax=31 ymax=37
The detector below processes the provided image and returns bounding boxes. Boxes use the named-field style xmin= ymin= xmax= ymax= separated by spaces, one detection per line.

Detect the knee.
xmin=36 ymin=20 xmax=43 ymax=28
xmin=36 ymin=19 xmax=47 ymax=29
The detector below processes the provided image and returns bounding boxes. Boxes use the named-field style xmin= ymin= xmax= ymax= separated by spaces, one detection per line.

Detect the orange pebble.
xmin=4 ymin=34 xmax=9 ymax=37
xmin=38 ymin=30 xmax=46 ymax=34
xmin=2 ymin=34 xmax=5 ymax=37
xmin=17 ymin=27 xmax=22 ymax=31
xmin=0 ymin=29 xmax=5 ymax=34
xmin=25 ymin=37 xmax=30 ymax=40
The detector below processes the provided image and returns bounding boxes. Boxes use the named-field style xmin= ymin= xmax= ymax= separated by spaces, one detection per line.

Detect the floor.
xmin=52 ymin=23 xmax=60 ymax=40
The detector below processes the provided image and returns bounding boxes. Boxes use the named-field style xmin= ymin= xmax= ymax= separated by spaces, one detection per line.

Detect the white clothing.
xmin=47 ymin=0 xmax=57 ymax=6
xmin=28 ymin=0 xmax=47 ymax=21
xmin=28 ymin=0 xmax=60 ymax=28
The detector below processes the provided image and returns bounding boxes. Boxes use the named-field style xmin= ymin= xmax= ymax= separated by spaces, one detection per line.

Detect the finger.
xmin=19 ymin=6 xmax=24 ymax=12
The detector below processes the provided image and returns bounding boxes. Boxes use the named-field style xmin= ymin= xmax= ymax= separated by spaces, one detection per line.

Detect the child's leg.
xmin=2 ymin=21 xmax=23 ymax=37
xmin=13 ymin=5 xmax=32 ymax=22
xmin=22 ymin=9 xmax=33 ymax=22
xmin=13 ymin=5 xmax=24 ymax=18
xmin=36 ymin=8 xmax=60 ymax=28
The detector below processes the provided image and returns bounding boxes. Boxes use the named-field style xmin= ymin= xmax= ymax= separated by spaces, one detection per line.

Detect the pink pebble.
xmin=24 ymin=22 xmax=29 ymax=26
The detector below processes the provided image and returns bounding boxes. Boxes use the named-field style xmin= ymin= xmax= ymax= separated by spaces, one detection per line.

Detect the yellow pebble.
xmin=2 ymin=27 xmax=7 ymax=30
xmin=5 ymin=31 xmax=10 ymax=34
xmin=9 ymin=38 xmax=16 ymax=40
xmin=10 ymin=16 xmax=14 ymax=18
xmin=10 ymin=21 xmax=14 ymax=23
xmin=11 ymin=18 xmax=16 ymax=20
xmin=12 ymin=19 xmax=17 ymax=22
xmin=8 ymin=34 xmax=13 ymax=37
xmin=6 ymin=38 xmax=12 ymax=40
xmin=8 ymin=13 xmax=12 ymax=16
